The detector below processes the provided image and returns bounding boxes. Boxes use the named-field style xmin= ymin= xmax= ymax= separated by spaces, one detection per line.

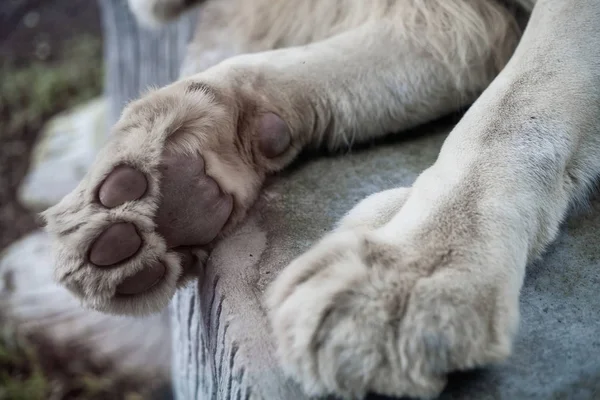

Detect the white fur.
xmin=40 ymin=0 xmax=600 ymax=397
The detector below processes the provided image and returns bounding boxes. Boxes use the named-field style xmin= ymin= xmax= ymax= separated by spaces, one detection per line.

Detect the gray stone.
xmin=172 ymin=120 xmax=600 ymax=399
xmin=18 ymin=98 xmax=107 ymax=211
xmin=0 ymin=230 xmax=172 ymax=376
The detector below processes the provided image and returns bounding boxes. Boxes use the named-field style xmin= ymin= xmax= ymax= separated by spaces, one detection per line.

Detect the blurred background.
xmin=0 ymin=0 xmax=101 ymax=254
xmin=0 ymin=1 xmax=173 ymax=399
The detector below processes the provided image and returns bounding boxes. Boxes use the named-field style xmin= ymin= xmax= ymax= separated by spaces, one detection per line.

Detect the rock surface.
xmin=18 ymin=98 xmax=107 ymax=211
xmin=172 ymin=121 xmax=600 ymax=399
xmin=0 ymin=230 xmax=172 ymax=376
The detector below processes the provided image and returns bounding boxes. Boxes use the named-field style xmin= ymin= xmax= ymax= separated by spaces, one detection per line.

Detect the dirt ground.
xmin=0 ymin=1 xmax=170 ymax=399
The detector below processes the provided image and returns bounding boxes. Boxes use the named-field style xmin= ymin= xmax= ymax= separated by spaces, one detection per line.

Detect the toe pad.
xmin=99 ymin=165 xmax=148 ymax=208
xmin=258 ymin=113 xmax=291 ymax=158
xmin=89 ymin=222 xmax=142 ymax=266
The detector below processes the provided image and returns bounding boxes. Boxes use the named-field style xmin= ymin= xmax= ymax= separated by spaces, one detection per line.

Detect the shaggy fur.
xmin=42 ymin=0 xmax=600 ymax=398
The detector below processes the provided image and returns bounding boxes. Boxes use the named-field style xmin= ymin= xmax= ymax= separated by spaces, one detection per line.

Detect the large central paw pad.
xmin=87 ymin=154 xmax=233 ymax=295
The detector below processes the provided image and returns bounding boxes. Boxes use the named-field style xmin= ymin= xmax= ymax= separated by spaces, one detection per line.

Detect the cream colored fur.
xmin=42 ymin=0 xmax=600 ymax=398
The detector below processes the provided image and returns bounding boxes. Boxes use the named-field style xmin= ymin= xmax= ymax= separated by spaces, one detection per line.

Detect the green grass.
xmin=0 ymin=319 xmax=162 ymax=400
xmin=0 ymin=35 xmax=103 ymax=138
xmin=0 ymin=325 xmax=48 ymax=400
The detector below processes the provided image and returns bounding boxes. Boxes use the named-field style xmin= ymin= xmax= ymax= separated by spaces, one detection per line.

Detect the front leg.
xmin=44 ymin=4 xmax=515 ymax=315
xmin=268 ymin=0 xmax=600 ymax=398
